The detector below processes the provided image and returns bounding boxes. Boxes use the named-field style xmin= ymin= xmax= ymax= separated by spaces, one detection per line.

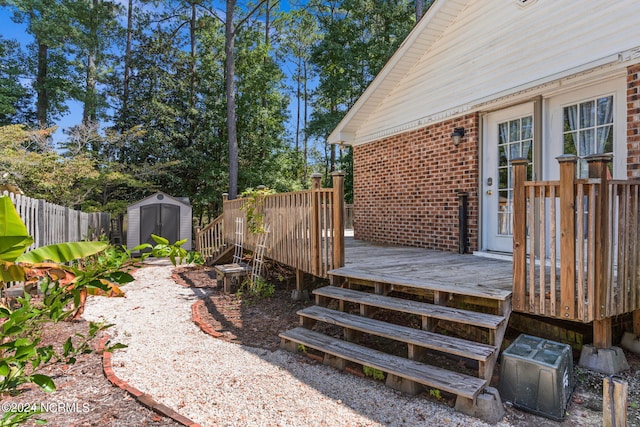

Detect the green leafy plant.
xmin=297 ymin=344 xmax=307 ymax=353
xmin=429 ymin=388 xmax=443 ymax=400
xmin=237 ymin=276 xmax=275 ymax=300
xmin=240 ymin=187 xmax=275 ymax=235
xmin=0 ymin=195 xmax=129 ymax=420
xmin=0 ymin=407 xmax=44 ymax=426
xmin=363 ymin=366 xmax=385 ymax=381
xmin=132 ymin=234 xmax=204 ymax=266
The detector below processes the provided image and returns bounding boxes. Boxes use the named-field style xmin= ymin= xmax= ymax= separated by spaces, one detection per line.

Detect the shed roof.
xmin=127 ymin=192 xmax=191 ymax=209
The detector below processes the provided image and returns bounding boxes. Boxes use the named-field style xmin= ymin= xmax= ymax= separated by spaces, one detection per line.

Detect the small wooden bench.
xmin=297 ymin=305 xmax=497 ymax=380
xmin=214 ymin=263 xmax=250 ymax=293
xmin=280 ymin=327 xmax=487 ymax=401
xmin=314 ymin=286 xmax=505 ymax=331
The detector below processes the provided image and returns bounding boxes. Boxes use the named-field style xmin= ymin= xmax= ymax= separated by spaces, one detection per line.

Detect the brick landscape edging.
xmin=191 ymin=299 xmax=223 ymax=338
xmin=97 ymin=334 xmax=202 ymax=427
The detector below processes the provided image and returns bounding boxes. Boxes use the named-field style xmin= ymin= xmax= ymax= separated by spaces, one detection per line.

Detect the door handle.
xmin=486 ymin=190 xmax=493 ymax=195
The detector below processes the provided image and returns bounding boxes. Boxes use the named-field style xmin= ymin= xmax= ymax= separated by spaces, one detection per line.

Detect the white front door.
xmin=482 ymin=103 xmax=535 ymax=253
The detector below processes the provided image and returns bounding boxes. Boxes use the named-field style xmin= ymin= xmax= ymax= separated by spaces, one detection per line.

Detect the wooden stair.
xmin=279 ymin=267 xmax=512 ymax=416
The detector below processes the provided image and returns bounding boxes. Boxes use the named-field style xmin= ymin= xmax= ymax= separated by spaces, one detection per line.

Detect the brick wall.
xmin=628 ymin=64 xmax=640 ymax=178
xmin=353 ymin=114 xmax=479 ymax=252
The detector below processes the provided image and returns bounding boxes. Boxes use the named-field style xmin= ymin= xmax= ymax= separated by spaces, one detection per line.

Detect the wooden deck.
xmin=336 ymin=237 xmax=513 ymax=301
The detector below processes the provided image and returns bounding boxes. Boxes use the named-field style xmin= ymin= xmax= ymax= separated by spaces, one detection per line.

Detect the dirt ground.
xmin=3 ymin=263 xmax=639 ymax=426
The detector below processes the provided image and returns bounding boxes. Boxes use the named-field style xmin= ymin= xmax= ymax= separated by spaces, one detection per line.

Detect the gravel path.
xmin=83 ymin=261 xmax=513 ymax=427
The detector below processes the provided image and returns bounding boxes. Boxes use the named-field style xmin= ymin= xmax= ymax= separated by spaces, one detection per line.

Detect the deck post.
xmin=557 ymin=155 xmax=577 ymax=320
xmin=195 ymin=226 xmax=201 ymax=252
xmin=587 ymin=154 xmax=613 ymax=348
xmin=331 ymin=171 xmax=346 ymax=270
xmin=310 ymin=173 xmax=323 ymax=277
xmin=511 ymin=158 xmax=528 ymax=312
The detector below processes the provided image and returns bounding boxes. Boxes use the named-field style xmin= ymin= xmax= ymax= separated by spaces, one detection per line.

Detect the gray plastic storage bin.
xmin=499 ymin=334 xmax=573 ymax=421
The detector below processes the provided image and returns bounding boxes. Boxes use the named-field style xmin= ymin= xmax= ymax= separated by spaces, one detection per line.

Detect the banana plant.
xmin=0 ymin=195 xmax=129 ymax=398
xmin=0 ymin=196 xmax=129 ymax=299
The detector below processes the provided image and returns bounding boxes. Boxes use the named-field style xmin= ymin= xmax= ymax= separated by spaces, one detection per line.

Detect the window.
xmin=563 ymin=95 xmax=614 ymax=178
xmin=497 ymin=115 xmax=534 ymax=235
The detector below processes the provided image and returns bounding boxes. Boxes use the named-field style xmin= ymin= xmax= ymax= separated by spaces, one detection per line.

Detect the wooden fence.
xmin=219 ymin=172 xmax=345 ymax=279
xmin=3 ymin=191 xmax=111 ymax=250
xmin=512 ymin=155 xmax=640 ymax=330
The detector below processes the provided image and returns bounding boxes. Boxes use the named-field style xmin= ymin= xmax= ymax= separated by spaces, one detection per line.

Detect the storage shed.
xmin=126 ymin=192 xmax=192 ymax=251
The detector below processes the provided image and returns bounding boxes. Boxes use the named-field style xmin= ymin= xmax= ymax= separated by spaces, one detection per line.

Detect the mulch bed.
xmin=173 ymin=264 xmax=314 ymax=352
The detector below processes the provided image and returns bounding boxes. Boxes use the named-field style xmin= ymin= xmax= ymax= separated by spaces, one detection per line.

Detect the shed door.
xmin=482 ymin=103 xmax=534 ymax=253
xmin=140 ymin=204 xmax=180 ymax=246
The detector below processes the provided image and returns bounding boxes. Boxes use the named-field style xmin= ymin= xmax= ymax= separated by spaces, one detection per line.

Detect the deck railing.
xmin=194 ymin=214 xmax=225 ymax=259
xmin=221 ymin=172 xmax=345 ymax=279
xmin=512 ymin=154 xmax=640 ymax=325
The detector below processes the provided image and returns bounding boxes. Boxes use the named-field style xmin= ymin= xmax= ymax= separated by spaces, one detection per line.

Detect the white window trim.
xmin=544 ymin=77 xmax=627 ymax=180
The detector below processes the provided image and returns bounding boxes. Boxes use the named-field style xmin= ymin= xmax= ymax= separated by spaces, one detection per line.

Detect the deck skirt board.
xmin=279 ymin=327 xmax=486 ymax=400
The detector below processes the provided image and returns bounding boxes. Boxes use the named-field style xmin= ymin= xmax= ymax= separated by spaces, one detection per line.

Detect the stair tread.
xmin=328 ymin=266 xmax=512 ymax=301
xmin=314 ymin=286 xmax=505 ymax=329
xmin=280 ymin=327 xmax=486 ymax=400
xmin=298 ymin=306 xmax=496 ymax=361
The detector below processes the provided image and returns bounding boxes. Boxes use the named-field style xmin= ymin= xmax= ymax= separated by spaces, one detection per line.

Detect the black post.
xmin=458 ymin=192 xmax=468 ymax=254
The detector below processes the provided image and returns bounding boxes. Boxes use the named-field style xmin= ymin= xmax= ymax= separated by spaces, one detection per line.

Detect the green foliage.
xmin=0 ymin=195 xmax=130 ymax=411
xmin=237 ymin=276 xmax=275 ymax=300
xmin=308 ymin=0 xmax=416 ymax=178
xmin=429 ymin=388 xmax=443 ymax=400
xmin=0 ymin=407 xmax=44 ymax=426
xmin=132 ymin=234 xmax=204 ymax=267
xmin=240 ymin=187 xmax=275 ymax=234
xmin=297 ymin=343 xmax=307 ymax=353
xmin=1 ymin=0 xmax=421 ymax=223
xmin=0 ymin=36 xmax=33 ymax=126
xmin=363 ymin=366 xmax=385 ymax=381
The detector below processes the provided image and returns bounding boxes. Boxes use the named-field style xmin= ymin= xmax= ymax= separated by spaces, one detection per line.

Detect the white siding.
xmin=334 ymin=0 xmax=640 ymax=145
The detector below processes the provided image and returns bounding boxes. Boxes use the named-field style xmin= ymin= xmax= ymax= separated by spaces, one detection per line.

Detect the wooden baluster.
xmin=332 ymin=171 xmax=346 ymax=270
xmin=311 ymin=173 xmax=322 ymax=277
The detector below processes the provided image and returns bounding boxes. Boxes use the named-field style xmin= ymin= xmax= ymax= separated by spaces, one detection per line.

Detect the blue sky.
xmin=1 ymin=9 xmax=83 ymax=141
xmin=1 ymin=2 xmax=301 ymax=145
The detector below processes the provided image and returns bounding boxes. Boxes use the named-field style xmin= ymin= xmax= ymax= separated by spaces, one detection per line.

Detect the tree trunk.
xmin=225 ymin=0 xmax=238 ymax=199
xmin=416 ymin=0 xmax=424 ymax=22
xmin=36 ymin=42 xmax=49 ymax=127
xmin=302 ymin=59 xmax=309 ymax=181
xmin=295 ymin=60 xmax=301 ymax=152
xmin=190 ymin=1 xmax=197 ymax=110
xmin=122 ymin=0 xmax=133 ymax=122
xmin=83 ymin=0 xmax=99 ymax=124
xmin=83 ymin=53 xmax=96 ymax=123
